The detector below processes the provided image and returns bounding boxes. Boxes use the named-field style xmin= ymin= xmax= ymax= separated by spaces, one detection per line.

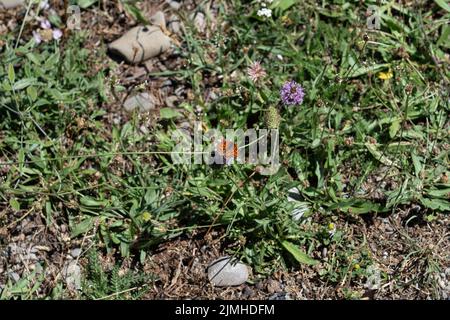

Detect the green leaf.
xmin=426 ymin=188 xmax=450 ymax=199
xmin=411 ymin=152 xmax=423 ymax=177
xmin=330 ymin=199 xmax=386 ymax=214
xmin=420 ymin=198 xmax=450 ymax=212
xmin=434 ymin=0 xmax=450 ymax=12
xmin=365 ymin=143 xmax=400 ymax=168
xmin=18 ymin=148 xmax=25 ymax=173
xmin=311 ymin=138 xmax=321 ymax=149
xmin=71 ymin=217 xmax=94 ymax=238
xmin=281 ymin=241 xmax=318 ymax=266
xmin=123 ymin=3 xmax=149 ymax=24
xmin=389 ymin=119 xmax=400 ymax=138
xmin=271 ymin=0 xmax=299 ymax=11
xmin=160 ymin=108 xmax=181 ymax=119
xmin=10 ymin=198 xmax=20 ymax=211
xmin=13 ymin=78 xmax=36 ymax=91
xmin=437 ymin=24 xmax=450 ymax=47
xmin=76 ymin=0 xmax=97 ymax=9
xmin=8 ymin=64 xmax=15 ymax=83
xmin=80 ymin=197 xmax=107 ymax=207
xmin=348 ymin=63 xmax=389 ymax=78
xmin=26 ymin=86 xmax=38 ymax=101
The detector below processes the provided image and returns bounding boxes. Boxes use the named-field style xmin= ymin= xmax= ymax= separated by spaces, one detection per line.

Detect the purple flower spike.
xmin=280 ymin=80 xmax=305 ymax=106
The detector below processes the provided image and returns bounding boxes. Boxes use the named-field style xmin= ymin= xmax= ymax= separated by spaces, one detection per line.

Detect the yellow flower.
xmin=141 ymin=211 xmax=151 ymax=222
xmin=354 ymin=264 xmax=361 ymax=270
xmin=328 ymin=222 xmax=335 ymax=230
xmin=378 ymin=69 xmax=393 ymax=80
xmin=281 ymin=15 xmax=293 ymax=26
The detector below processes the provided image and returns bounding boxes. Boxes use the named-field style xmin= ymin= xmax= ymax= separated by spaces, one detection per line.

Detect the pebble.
xmin=192 ymin=12 xmax=206 ymax=32
xmin=207 ymin=256 xmax=249 ymax=287
xmin=108 ymin=26 xmax=171 ymax=64
xmin=165 ymin=95 xmax=178 ymax=108
xmin=322 ymin=247 xmax=328 ymax=259
xmin=70 ymin=248 xmax=82 ymax=258
xmin=123 ymin=92 xmax=157 ymax=112
xmin=0 ymin=0 xmax=24 ymax=9
xmin=63 ymin=261 xmax=82 ymax=290
xmin=8 ymin=272 xmax=20 ymax=282
xmin=150 ymin=11 xmax=166 ymax=28
xmin=140 ymin=125 xmax=149 ymax=134
xmin=167 ymin=0 xmax=182 ymax=10
xmin=168 ymin=14 xmax=182 ymax=35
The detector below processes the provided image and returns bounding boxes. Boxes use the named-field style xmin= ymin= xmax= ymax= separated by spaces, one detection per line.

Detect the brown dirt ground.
xmin=1 ymin=0 xmax=449 ymax=300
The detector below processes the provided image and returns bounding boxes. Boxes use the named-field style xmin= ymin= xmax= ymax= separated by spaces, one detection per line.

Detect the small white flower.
xmin=52 ymin=29 xmax=63 ymax=40
xmin=257 ymin=8 xmax=272 ymax=18
xmin=276 ymin=54 xmax=283 ymax=61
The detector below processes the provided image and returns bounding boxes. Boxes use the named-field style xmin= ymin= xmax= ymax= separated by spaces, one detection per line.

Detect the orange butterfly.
xmin=216 ymin=139 xmax=239 ymax=164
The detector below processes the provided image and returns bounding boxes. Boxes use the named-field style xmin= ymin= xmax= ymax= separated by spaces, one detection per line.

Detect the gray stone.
xmin=70 ymin=248 xmax=82 ymax=258
xmin=207 ymin=256 xmax=249 ymax=287
xmin=167 ymin=0 xmax=182 ymax=10
xmin=108 ymin=26 xmax=171 ymax=64
xmin=168 ymin=14 xmax=182 ymax=35
xmin=0 ymin=0 xmax=24 ymax=9
xmin=191 ymin=12 xmax=205 ymax=32
xmin=139 ymin=125 xmax=149 ymax=134
xmin=165 ymin=95 xmax=178 ymax=108
xmin=8 ymin=272 xmax=20 ymax=282
xmin=63 ymin=260 xmax=81 ymax=290
xmin=150 ymin=11 xmax=165 ymax=28
xmin=123 ymin=92 xmax=157 ymax=112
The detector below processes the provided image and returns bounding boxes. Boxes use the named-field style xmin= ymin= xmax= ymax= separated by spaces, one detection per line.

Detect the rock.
xmin=207 ymin=256 xmax=249 ymax=287
xmin=8 ymin=272 xmax=20 ymax=282
xmin=123 ymin=92 xmax=157 ymax=112
xmin=167 ymin=0 xmax=182 ymax=10
xmin=70 ymin=248 xmax=82 ymax=258
xmin=168 ymin=14 xmax=182 ymax=35
xmin=149 ymin=11 xmax=165 ymax=28
xmin=287 ymin=187 xmax=310 ymax=221
xmin=140 ymin=125 xmax=149 ymax=134
xmin=0 ymin=0 xmax=24 ymax=9
xmin=191 ymin=12 xmax=206 ymax=32
xmin=165 ymin=95 xmax=178 ymax=108
xmin=63 ymin=261 xmax=81 ymax=290
xmin=108 ymin=26 xmax=171 ymax=64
